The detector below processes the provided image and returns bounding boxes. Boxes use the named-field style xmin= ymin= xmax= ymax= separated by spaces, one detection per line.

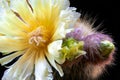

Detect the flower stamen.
xmin=29 ymin=27 xmax=46 ymax=46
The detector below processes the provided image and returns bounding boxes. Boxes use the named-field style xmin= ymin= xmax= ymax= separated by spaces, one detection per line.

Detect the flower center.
xmin=29 ymin=27 xmax=46 ymax=46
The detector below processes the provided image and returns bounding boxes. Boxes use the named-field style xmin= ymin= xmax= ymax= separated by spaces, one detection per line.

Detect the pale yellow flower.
xmin=0 ymin=0 xmax=80 ymax=80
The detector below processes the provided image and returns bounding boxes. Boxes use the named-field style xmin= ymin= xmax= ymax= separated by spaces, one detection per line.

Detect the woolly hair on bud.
xmin=53 ymin=14 xmax=115 ymax=80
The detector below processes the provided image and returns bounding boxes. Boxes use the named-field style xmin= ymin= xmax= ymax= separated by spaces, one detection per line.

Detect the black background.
xmin=0 ymin=0 xmax=120 ymax=80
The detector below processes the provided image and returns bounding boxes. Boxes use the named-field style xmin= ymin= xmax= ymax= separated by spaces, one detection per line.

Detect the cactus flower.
xmin=0 ymin=0 xmax=80 ymax=80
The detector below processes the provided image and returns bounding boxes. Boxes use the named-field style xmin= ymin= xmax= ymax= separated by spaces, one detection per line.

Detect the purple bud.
xmin=83 ymin=33 xmax=115 ymax=64
xmin=66 ymin=28 xmax=83 ymax=41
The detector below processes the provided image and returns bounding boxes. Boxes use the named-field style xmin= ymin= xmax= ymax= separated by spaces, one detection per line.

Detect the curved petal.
xmin=46 ymin=40 xmax=64 ymax=77
xmin=48 ymin=40 xmax=62 ymax=56
xmin=46 ymin=53 xmax=64 ymax=77
xmin=48 ymin=40 xmax=65 ymax=64
xmin=2 ymin=50 xmax=35 ymax=80
xmin=0 ymin=36 xmax=27 ymax=53
xmin=35 ymin=57 xmax=53 ymax=80
xmin=0 ymin=51 xmax=24 ymax=66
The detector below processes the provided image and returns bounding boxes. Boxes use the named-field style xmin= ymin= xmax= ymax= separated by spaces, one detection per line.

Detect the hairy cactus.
xmin=53 ymin=19 xmax=115 ymax=80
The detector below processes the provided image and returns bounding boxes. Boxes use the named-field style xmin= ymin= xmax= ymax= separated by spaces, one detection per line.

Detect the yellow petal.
xmin=0 ymin=15 xmax=29 ymax=36
xmin=28 ymin=0 xmax=69 ymax=25
xmin=0 ymin=51 xmax=23 ymax=65
xmin=0 ymin=36 xmax=27 ymax=53
xmin=10 ymin=0 xmax=37 ymax=27
xmin=0 ymin=1 xmax=29 ymax=36
xmin=29 ymin=0 xmax=59 ymax=18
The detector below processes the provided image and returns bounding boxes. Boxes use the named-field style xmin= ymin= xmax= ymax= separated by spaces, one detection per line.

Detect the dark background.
xmin=0 ymin=0 xmax=119 ymax=80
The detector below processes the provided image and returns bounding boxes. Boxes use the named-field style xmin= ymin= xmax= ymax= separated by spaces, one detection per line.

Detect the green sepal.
xmin=100 ymin=40 xmax=115 ymax=57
